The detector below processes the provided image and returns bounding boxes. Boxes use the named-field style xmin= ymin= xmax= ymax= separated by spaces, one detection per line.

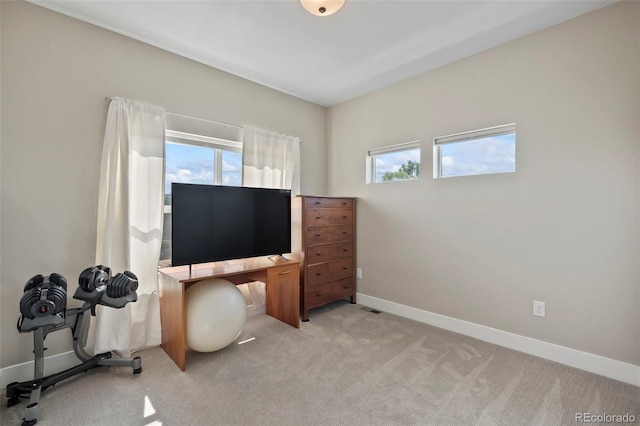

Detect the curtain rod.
xmin=104 ymin=97 xmax=302 ymax=143
xmin=104 ymin=97 xmax=242 ymax=131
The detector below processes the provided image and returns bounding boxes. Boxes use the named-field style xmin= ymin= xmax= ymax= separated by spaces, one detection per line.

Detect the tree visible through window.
xmin=367 ymin=141 xmax=421 ymax=184
xmin=382 ymin=160 xmax=420 ymax=181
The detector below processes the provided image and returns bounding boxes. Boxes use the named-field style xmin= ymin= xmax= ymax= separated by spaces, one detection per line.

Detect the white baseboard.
xmin=1 ymin=351 xmax=78 ymax=389
xmin=357 ymin=293 xmax=640 ymax=387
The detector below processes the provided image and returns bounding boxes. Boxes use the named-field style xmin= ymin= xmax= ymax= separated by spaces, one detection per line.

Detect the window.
xmin=367 ymin=141 xmax=421 ymax=183
xmin=161 ymin=130 xmax=242 ymax=262
xmin=433 ymin=123 xmax=516 ymax=179
xmin=165 ymin=130 xmax=242 ymax=190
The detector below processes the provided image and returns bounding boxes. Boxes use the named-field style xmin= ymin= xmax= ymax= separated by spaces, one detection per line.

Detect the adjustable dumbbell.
xmin=19 ymin=274 xmax=68 ymax=319
xmin=106 ymin=271 xmax=138 ymax=298
xmin=78 ymin=266 xmax=110 ymax=292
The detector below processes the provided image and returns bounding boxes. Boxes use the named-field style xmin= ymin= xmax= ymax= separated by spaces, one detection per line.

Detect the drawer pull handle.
xmin=316 ymin=292 xmax=322 ymax=296
xmin=315 ymin=201 xmax=321 ymax=205
xmin=343 ymin=249 xmax=348 ymax=252
xmin=315 ymin=234 xmax=321 ymax=237
xmin=342 ymin=232 xmax=348 ymax=235
xmin=278 ymin=270 xmax=290 ymax=275
xmin=342 ymin=267 xmax=348 ymax=270
xmin=316 ymin=216 xmax=321 ymax=220
xmin=315 ymin=273 xmax=322 ymax=276
xmin=343 ymin=286 xmax=349 ymax=289
xmin=315 ymin=253 xmax=322 ymax=256
xmin=343 ymin=216 xmax=347 ymax=218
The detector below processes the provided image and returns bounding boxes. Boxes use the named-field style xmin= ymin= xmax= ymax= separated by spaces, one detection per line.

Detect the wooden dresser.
xmin=292 ymin=196 xmax=357 ymax=321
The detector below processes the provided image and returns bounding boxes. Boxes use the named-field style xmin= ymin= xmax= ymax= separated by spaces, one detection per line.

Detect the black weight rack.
xmin=6 ymin=267 xmax=142 ymax=426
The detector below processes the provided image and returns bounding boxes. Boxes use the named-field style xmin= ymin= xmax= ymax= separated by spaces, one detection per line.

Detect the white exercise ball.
xmin=185 ymin=278 xmax=247 ymax=353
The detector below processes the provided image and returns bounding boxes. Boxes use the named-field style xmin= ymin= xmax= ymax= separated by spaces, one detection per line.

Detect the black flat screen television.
xmin=171 ymin=183 xmax=291 ymax=266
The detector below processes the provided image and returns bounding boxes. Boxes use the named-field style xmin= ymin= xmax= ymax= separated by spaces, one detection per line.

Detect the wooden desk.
xmin=158 ymin=256 xmax=300 ymax=371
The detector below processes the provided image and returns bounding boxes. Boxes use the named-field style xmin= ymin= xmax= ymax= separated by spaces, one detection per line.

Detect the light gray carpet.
xmin=2 ymin=301 xmax=638 ymax=425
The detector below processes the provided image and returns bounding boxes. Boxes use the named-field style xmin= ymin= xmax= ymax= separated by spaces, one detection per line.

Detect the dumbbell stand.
xmin=6 ymin=300 xmax=142 ymax=426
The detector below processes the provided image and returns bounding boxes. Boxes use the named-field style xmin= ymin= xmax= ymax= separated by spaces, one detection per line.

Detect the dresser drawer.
xmin=305 ymin=197 xmax=354 ymax=210
xmin=305 ymin=278 xmax=354 ymax=307
xmin=307 ymin=258 xmax=353 ymax=287
xmin=306 ymin=209 xmax=353 ymax=226
xmin=306 ymin=242 xmax=353 ymax=265
xmin=306 ymin=225 xmax=353 ymax=245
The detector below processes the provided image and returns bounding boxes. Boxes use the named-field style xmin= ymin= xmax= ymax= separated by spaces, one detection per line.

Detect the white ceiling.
xmin=32 ymin=0 xmax=614 ymax=107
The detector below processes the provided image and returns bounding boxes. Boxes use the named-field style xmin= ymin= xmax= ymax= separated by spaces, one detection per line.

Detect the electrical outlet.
xmin=533 ymin=300 xmax=546 ymax=318
xmin=356 ymin=268 xmax=362 ymax=279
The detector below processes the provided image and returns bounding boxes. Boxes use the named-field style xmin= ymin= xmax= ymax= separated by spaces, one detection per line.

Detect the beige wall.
xmin=328 ymin=1 xmax=640 ymax=366
xmin=0 ymin=1 xmax=327 ymax=368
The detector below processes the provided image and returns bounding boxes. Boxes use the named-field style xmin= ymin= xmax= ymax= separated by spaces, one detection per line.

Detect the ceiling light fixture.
xmin=300 ymin=0 xmax=345 ymax=17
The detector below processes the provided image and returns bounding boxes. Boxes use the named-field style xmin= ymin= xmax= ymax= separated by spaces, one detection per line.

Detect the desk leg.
xmin=266 ymin=275 xmax=300 ymax=328
xmin=159 ymin=273 xmax=186 ymax=371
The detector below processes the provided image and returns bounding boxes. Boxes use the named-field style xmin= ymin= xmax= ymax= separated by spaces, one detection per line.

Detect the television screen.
xmin=171 ymin=183 xmax=292 ymax=266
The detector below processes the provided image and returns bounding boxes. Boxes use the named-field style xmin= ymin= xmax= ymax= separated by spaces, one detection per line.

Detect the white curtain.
xmin=242 ymin=126 xmax=300 ymax=194
xmin=88 ymin=97 xmax=165 ymax=356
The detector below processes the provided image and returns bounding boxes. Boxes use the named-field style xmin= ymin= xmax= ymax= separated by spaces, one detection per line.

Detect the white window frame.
xmin=366 ymin=140 xmax=421 ymax=184
xmin=164 ymin=130 xmax=242 ymax=213
xmin=433 ymin=123 xmax=516 ymax=179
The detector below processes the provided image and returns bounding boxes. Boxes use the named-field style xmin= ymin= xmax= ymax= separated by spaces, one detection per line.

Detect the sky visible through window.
xmin=440 ymin=133 xmax=515 ymax=178
xmin=165 ymin=133 xmax=514 ymax=191
xmin=165 ymin=142 xmax=242 ymax=195
xmin=374 ymin=148 xmax=421 ymax=182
